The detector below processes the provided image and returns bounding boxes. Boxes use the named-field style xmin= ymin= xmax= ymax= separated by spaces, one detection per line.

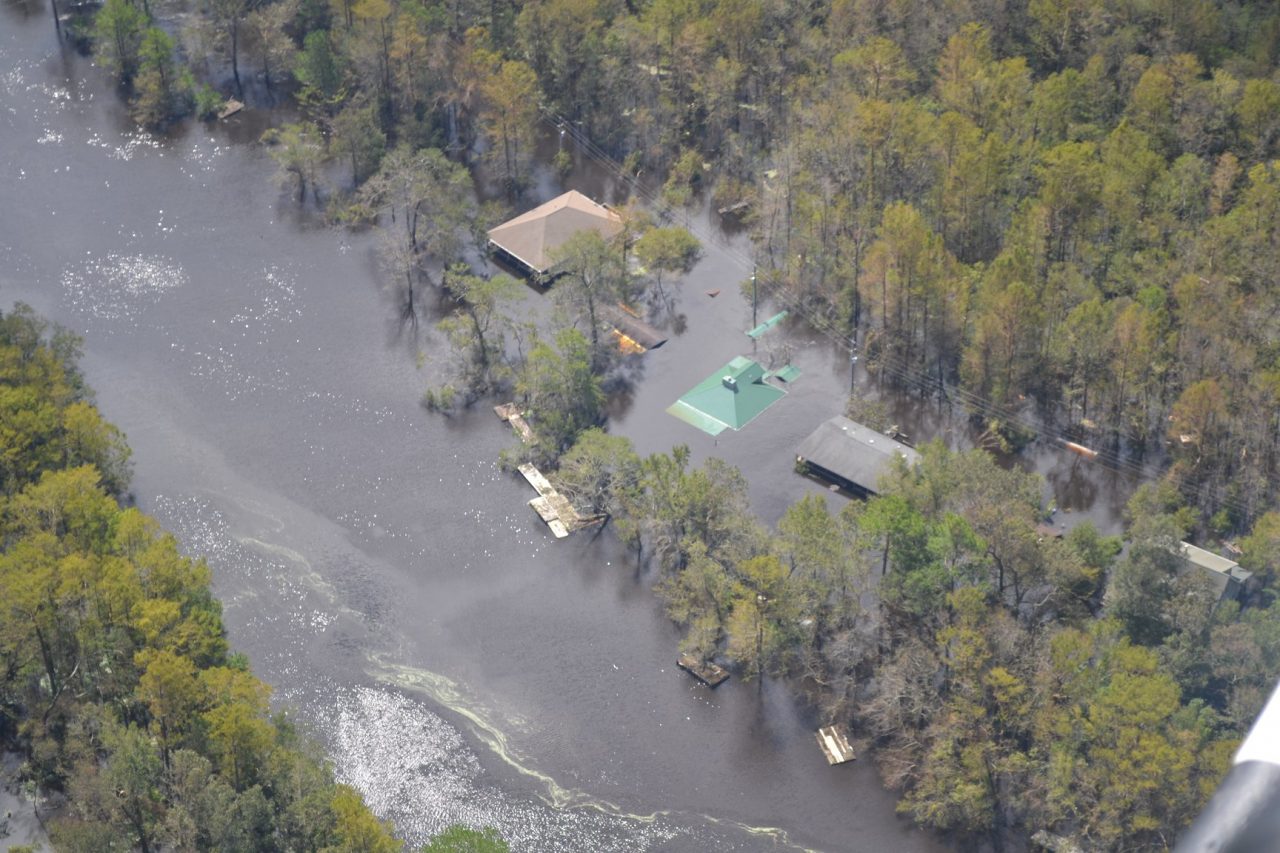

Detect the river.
xmin=0 ymin=10 xmax=1145 ymax=852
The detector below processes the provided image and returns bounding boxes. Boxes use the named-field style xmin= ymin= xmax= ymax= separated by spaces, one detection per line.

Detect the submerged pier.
xmin=816 ymin=725 xmax=856 ymax=765
xmin=517 ymin=463 xmax=604 ymax=539
xmin=677 ymin=654 xmax=730 ymax=687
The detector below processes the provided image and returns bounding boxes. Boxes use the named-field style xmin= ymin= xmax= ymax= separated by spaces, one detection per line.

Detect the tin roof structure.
xmin=796 ymin=416 xmax=920 ymax=495
xmin=487 ymin=190 xmax=623 ymax=276
xmin=1177 ymin=541 xmax=1254 ymax=603
xmin=666 ymin=356 xmax=787 ymax=436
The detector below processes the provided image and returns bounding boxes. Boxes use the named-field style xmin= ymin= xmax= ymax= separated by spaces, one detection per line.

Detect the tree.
xmin=478 ymin=60 xmax=540 ymax=195
xmin=135 ymin=648 xmax=204 ymax=769
xmin=201 ymin=666 xmax=275 ymax=790
xmin=364 ymin=146 xmax=476 ymax=319
xmin=132 ymin=27 xmax=188 ymax=128
xmin=437 ymin=268 xmax=522 ymax=398
xmin=515 ymin=328 xmax=604 ymax=457
xmin=553 ymin=428 xmax=640 ymax=522
xmin=328 ymin=785 xmax=400 ymax=853
xmin=102 ymin=723 xmax=165 ymax=853
xmin=421 ymin=824 xmax=510 ymax=852
xmin=93 ymin=0 xmax=147 ymax=82
xmin=834 ymin=36 xmax=915 ymax=99
xmin=207 ymin=0 xmax=253 ymax=98
xmin=858 ymin=202 xmax=958 ymax=390
xmin=264 ymin=122 xmax=326 ymax=203
xmin=634 ymin=226 xmax=701 ymax=298
xmin=243 ymin=0 xmax=297 ymax=91
xmin=330 ymin=99 xmax=386 ymax=188
xmin=1106 ymin=484 xmax=1189 ymax=645
xmin=549 ymin=230 xmax=631 ymax=371
xmin=726 ymin=554 xmax=798 ymax=682
xmin=363 ymin=146 xmax=476 ymax=276
xmin=295 ymin=29 xmax=346 ymax=105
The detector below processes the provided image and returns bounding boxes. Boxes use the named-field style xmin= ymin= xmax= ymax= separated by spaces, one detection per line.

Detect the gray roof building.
xmin=796 ymin=416 xmax=920 ymax=496
xmin=1177 ymin=541 xmax=1254 ymax=603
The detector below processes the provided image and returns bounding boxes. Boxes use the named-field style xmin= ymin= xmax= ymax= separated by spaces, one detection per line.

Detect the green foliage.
xmin=295 ymin=30 xmax=346 ymax=101
xmin=553 ymin=427 xmax=640 ymax=520
xmin=634 ymin=226 xmax=701 ymax=295
xmin=436 ymin=268 xmax=522 ymax=401
xmin=193 ymin=83 xmax=225 ymax=120
xmin=264 ymin=122 xmax=327 ymax=203
xmin=515 ymin=328 xmax=604 ymax=458
xmin=0 ymin=305 xmax=398 ymax=852
xmin=132 ymin=27 xmax=190 ymax=128
xmin=92 ymin=0 xmax=147 ymax=82
xmin=421 ymin=824 xmax=509 ymax=852
xmin=548 ymin=230 xmax=633 ymax=371
xmin=72 ymin=0 xmax=1280 ymax=846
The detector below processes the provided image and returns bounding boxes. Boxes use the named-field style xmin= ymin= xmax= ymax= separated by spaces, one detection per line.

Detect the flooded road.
xmin=1 ymin=10 xmax=1140 ymax=852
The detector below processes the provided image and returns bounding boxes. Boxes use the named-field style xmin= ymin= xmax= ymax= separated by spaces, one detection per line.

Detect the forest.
xmin=62 ymin=0 xmax=1280 ymax=849
xmin=77 ymin=0 xmax=1280 ymax=528
xmin=0 ymin=306 xmax=508 ymax=849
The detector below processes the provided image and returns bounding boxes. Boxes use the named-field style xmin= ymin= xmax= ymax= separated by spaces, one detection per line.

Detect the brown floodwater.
xmin=0 ymin=9 xmax=1143 ymax=851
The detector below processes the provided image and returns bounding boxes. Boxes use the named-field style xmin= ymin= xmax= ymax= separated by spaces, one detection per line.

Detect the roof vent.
xmin=722 ymin=375 xmax=737 ymax=390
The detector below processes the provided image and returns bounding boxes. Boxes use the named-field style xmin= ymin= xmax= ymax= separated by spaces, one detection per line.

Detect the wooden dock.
xmin=494 ymin=403 xmax=535 ymax=444
xmin=517 ymin=463 xmax=604 ymax=539
xmin=677 ymin=654 xmax=730 ymax=687
xmin=816 ymin=725 xmax=856 ymax=765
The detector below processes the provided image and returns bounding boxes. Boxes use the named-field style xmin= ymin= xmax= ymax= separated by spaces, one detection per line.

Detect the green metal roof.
xmin=772 ymin=364 xmax=801 ymax=383
xmin=666 ymin=356 xmax=787 ymax=435
xmin=746 ymin=310 xmax=789 ymax=339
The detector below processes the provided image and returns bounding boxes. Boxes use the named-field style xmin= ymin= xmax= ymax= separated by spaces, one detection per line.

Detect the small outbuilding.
xmin=796 ymin=416 xmax=920 ymax=497
xmin=667 ymin=356 xmax=787 ymax=436
xmin=1176 ymin=541 xmax=1254 ymax=604
xmin=487 ymin=190 xmax=623 ymax=279
xmin=602 ymin=304 xmax=666 ymax=353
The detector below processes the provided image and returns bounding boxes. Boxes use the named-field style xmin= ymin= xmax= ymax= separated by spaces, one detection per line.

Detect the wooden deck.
xmin=494 ymin=403 xmax=535 ymax=444
xmin=815 ymin=725 xmax=856 ymax=765
xmin=677 ymin=654 xmax=730 ymax=687
xmin=517 ymin=463 xmax=604 ymax=539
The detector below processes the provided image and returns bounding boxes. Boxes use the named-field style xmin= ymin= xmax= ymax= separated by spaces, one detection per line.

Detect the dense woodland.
xmin=82 ymin=0 xmax=1280 ymax=525
xmin=66 ymin=0 xmax=1280 ymax=849
xmin=0 ymin=306 xmax=509 ymax=849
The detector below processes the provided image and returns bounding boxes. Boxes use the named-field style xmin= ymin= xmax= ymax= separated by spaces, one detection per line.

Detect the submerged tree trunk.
xmin=231 ymin=23 xmax=242 ymax=99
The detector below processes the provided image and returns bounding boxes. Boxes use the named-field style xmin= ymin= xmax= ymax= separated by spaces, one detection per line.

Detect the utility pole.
xmin=751 ymin=266 xmax=757 ymax=328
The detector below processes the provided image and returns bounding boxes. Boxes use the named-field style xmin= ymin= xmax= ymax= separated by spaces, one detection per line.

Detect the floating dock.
xmin=516 ymin=463 xmax=604 ymax=539
xmin=816 ymin=725 xmax=856 ymax=765
xmin=494 ymin=403 xmax=535 ymax=444
xmin=677 ymin=654 xmax=730 ymax=687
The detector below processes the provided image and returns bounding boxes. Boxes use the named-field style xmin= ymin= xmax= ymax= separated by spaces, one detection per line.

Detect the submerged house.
xmin=1176 ymin=541 xmax=1254 ymax=604
xmin=796 ymin=416 xmax=920 ymax=496
xmin=486 ymin=190 xmax=623 ymax=280
xmin=667 ymin=356 xmax=787 ymax=436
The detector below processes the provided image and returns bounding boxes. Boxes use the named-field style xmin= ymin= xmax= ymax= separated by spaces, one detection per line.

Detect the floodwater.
xmin=1 ymin=9 xmax=1145 ymax=852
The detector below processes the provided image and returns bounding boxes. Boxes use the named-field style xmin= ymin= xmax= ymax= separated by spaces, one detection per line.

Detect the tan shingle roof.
xmin=487 ymin=190 xmax=623 ymax=274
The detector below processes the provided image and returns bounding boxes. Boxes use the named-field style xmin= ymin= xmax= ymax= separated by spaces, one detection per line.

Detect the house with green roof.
xmin=666 ymin=356 xmax=787 ymax=436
